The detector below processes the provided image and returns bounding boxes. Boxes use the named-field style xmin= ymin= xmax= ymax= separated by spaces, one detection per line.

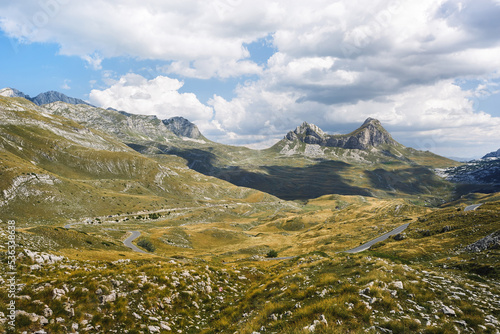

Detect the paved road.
xmin=263 ymin=256 xmax=297 ymax=261
xmin=345 ymin=222 xmax=411 ymax=254
xmin=123 ymin=231 xmax=148 ymax=253
xmin=464 ymin=203 xmax=483 ymax=212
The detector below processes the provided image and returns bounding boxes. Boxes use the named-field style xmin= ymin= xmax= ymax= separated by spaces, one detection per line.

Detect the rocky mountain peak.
xmin=286 ymin=122 xmax=326 ymax=143
xmin=0 ymin=87 xmax=92 ymax=106
xmin=0 ymin=87 xmax=30 ymax=99
xmin=162 ymin=116 xmax=202 ymax=139
xmin=284 ymin=117 xmax=396 ymax=150
xmin=362 ymin=117 xmax=380 ymax=126
xmin=32 ymin=90 xmax=93 ymax=106
xmin=483 ymin=148 xmax=500 ymax=160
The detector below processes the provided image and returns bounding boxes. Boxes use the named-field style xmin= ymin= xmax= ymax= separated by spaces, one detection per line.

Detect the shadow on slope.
xmin=364 ymin=167 xmax=446 ymax=195
xmin=218 ymin=161 xmax=373 ymax=200
xmin=135 ymin=144 xmax=372 ymax=200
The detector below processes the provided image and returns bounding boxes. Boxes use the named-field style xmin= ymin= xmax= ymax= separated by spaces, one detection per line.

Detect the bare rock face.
xmin=464 ymin=231 xmax=500 ymax=253
xmin=162 ymin=116 xmax=202 ymax=139
xmin=284 ymin=118 xmax=396 ymax=150
xmin=482 ymin=148 xmax=500 ymax=159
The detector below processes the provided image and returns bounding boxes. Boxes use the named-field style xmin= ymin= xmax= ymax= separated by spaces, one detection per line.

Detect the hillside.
xmin=0 ymin=96 xmax=281 ymax=225
xmin=1 ymin=193 xmax=499 ymax=333
xmin=0 ymin=94 xmax=499 ymax=333
xmin=39 ymin=101 xmax=458 ymax=202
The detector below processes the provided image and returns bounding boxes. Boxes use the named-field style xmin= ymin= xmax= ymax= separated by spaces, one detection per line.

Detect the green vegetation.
xmin=266 ymin=249 xmax=278 ymax=258
xmin=137 ymin=238 xmax=156 ymax=252
xmin=1 ymin=96 xmax=499 ymax=333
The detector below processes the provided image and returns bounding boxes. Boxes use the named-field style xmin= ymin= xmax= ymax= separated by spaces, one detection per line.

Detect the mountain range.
xmin=0 ymin=88 xmax=461 ymax=216
xmin=1 ymin=88 xmax=500 ymax=334
xmin=0 ymin=87 xmax=93 ymax=107
xmin=1 ymin=87 xmax=498 ymax=211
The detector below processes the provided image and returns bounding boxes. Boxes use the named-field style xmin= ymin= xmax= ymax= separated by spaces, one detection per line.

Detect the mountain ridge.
xmin=0 ymin=87 xmax=93 ymax=106
xmin=483 ymin=148 xmax=500 ymax=159
xmin=283 ymin=117 xmax=397 ymax=150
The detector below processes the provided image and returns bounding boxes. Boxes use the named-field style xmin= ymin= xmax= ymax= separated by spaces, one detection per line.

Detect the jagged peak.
xmin=0 ymin=87 xmax=30 ymax=99
xmin=294 ymin=122 xmax=325 ymax=136
xmin=162 ymin=116 xmax=202 ymax=139
xmin=284 ymin=117 xmax=396 ymax=150
xmin=362 ymin=117 xmax=381 ymax=126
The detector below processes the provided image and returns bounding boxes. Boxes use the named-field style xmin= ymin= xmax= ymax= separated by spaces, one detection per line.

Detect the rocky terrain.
xmin=1 ymin=247 xmax=499 ymax=333
xmin=284 ymin=118 xmax=396 ymax=150
xmin=436 ymin=158 xmax=500 ymax=186
xmin=1 ymin=91 xmax=499 ymax=333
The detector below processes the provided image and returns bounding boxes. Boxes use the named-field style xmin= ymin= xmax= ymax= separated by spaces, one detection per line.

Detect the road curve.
xmin=464 ymin=203 xmax=483 ymax=212
xmin=345 ymin=222 xmax=411 ymax=254
xmin=123 ymin=231 xmax=148 ymax=253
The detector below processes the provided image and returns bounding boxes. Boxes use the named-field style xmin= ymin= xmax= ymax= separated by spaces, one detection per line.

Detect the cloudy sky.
xmin=1 ymin=0 xmax=500 ymax=158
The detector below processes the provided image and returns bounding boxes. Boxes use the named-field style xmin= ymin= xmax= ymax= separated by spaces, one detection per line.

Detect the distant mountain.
xmin=483 ymin=149 xmax=500 ymax=160
xmin=0 ymin=87 xmax=93 ymax=106
xmin=0 ymin=96 xmax=275 ymax=223
xmin=435 ymin=149 xmax=500 ymax=188
xmin=42 ymin=102 xmax=207 ymax=145
xmin=283 ymin=118 xmax=396 ymax=150
xmin=32 ymin=90 xmax=92 ymax=106
xmin=6 ymin=94 xmax=457 ymax=202
xmin=436 ymin=159 xmax=500 ymax=188
xmin=0 ymin=87 xmax=31 ymax=99
xmin=163 ymin=116 xmax=203 ymax=139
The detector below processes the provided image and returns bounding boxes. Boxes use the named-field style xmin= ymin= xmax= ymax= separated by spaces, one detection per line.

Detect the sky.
xmin=1 ymin=0 xmax=500 ymax=158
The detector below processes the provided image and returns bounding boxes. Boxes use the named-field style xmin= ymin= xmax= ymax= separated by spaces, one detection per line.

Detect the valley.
xmin=0 ymin=94 xmax=499 ymax=333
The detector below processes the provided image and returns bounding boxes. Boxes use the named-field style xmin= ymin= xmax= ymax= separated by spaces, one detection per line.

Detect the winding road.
xmin=123 ymin=231 xmax=148 ymax=253
xmin=345 ymin=222 xmax=411 ymax=254
xmin=464 ymin=203 xmax=483 ymax=212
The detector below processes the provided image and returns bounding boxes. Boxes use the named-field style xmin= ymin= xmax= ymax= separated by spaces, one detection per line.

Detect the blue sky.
xmin=1 ymin=0 xmax=500 ymax=158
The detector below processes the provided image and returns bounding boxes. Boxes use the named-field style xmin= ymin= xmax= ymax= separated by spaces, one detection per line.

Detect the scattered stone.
xmin=392 ymin=281 xmax=404 ymax=290
xmin=148 ymin=325 xmax=160 ymax=333
xmin=464 ymin=230 xmax=500 ymax=252
xmin=52 ymin=288 xmax=65 ymax=300
xmin=441 ymin=306 xmax=456 ymax=316
xmin=39 ymin=316 xmax=49 ymax=326
xmin=160 ymin=322 xmax=171 ymax=331
xmin=360 ymin=287 xmax=371 ymax=295
xmin=453 ymin=320 xmax=467 ymax=327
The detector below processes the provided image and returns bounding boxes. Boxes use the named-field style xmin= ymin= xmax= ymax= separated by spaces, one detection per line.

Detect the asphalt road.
xmin=464 ymin=203 xmax=483 ymax=212
xmin=123 ymin=231 xmax=148 ymax=253
xmin=345 ymin=222 xmax=411 ymax=254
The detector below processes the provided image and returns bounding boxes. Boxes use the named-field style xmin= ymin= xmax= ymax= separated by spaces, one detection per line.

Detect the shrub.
xmin=137 ymin=239 xmax=155 ymax=252
xmin=266 ymin=249 xmax=278 ymax=258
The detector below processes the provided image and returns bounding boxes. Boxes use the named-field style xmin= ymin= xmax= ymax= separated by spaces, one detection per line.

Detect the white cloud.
xmin=61 ymin=79 xmax=71 ymax=90
xmin=210 ymin=78 xmax=500 ymax=157
xmin=2 ymin=0 xmax=500 ymax=155
xmin=89 ymin=74 xmax=213 ymax=125
xmin=0 ymin=0 xmax=270 ymax=78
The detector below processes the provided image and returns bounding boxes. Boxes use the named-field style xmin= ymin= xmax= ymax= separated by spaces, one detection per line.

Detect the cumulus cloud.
xmin=209 ymin=78 xmax=500 ymax=157
xmin=0 ymin=0 xmax=270 ymax=78
xmin=2 ymin=0 xmax=500 ymax=156
xmin=89 ymin=74 xmax=213 ymax=125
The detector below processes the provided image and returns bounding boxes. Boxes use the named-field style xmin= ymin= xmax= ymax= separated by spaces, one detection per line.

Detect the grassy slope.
xmin=0 ymin=97 xmax=280 ymax=225
xmin=39 ymin=100 xmax=460 ymax=202
xmin=2 ymin=197 xmax=499 ymax=333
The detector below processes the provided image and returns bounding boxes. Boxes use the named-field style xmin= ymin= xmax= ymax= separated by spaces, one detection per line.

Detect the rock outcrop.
xmin=483 ymin=148 xmax=500 ymax=159
xmin=464 ymin=231 xmax=500 ymax=252
xmin=163 ymin=116 xmax=203 ymax=139
xmin=284 ymin=118 xmax=396 ymax=150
